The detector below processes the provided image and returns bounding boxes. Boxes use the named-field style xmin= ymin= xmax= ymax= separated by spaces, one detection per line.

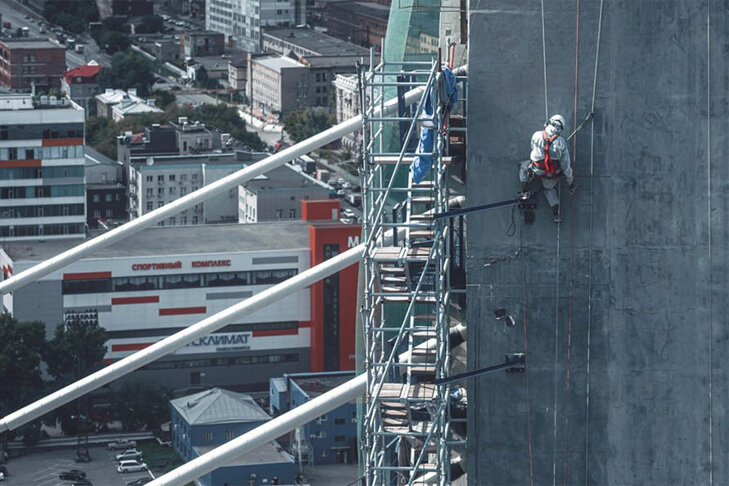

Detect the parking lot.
xmin=3 ymin=446 xmax=155 ymax=486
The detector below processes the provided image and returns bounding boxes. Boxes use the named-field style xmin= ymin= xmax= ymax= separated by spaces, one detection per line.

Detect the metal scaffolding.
xmin=359 ymin=54 xmax=465 ymax=485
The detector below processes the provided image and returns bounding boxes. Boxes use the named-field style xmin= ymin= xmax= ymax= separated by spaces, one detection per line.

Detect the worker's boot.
xmin=552 ymin=204 xmax=561 ymax=224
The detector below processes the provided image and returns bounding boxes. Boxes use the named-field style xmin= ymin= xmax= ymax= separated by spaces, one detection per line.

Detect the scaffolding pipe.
xmin=0 ymin=64 xmax=466 ymax=296
xmin=0 ymin=245 xmax=363 ymax=433
xmin=148 ymin=373 xmax=368 ymax=486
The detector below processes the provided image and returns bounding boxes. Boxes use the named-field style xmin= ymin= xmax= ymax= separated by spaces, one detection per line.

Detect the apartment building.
xmin=0 ymin=38 xmax=66 ymax=91
xmin=332 ymin=74 xmax=360 ymax=151
xmin=206 ymin=0 xmax=306 ymax=52
xmin=238 ymin=163 xmax=331 ymax=223
xmin=128 ymin=151 xmax=260 ymax=225
xmin=0 ymin=93 xmax=86 ymax=241
xmin=249 ymin=55 xmax=308 ymax=116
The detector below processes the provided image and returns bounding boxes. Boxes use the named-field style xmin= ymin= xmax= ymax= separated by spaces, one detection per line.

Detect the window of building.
xmin=181 ymin=187 xmax=187 ymax=196
xmin=275 ymin=209 xmax=282 ymax=219
xmin=147 ymin=175 xmax=153 ymax=182
xmin=225 ymin=430 xmax=234 ymax=440
xmin=334 ymin=418 xmax=345 ymax=426
xmin=92 ymin=194 xmax=100 ymax=202
xmin=181 ymin=174 xmax=187 ymax=181
xmin=191 ymin=174 xmax=198 ymax=181
xmin=158 ymin=188 xmax=164 ymax=196
xmin=106 ymin=209 xmax=112 ymax=218
xmin=147 ymin=201 xmax=153 ymax=211
xmin=147 ymin=188 xmax=153 ymax=197
xmin=8 ymin=148 xmax=17 ymax=160
xmin=318 ymin=415 xmax=327 ymax=422
xmin=289 ymin=208 xmax=296 ymax=219
xmin=203 ymin=432 xmax=212 ymax=441
xmin=0 ymin=126 xmax=8 ymax=140
xmin=93 ymin=209 xmax=100 ymax=219
xmin=25 ymin=149 xmax=34 ymax=160
xmin=334 ymin=435 xmax=346 ymax=442
xmin=158 ymin=175 xmax=164 ymax=182
xmin=169 ymin=174 xmax=176 ymax=181
xmin=105 ymin=193 xmax=112 ymax=202
xmin=169 ymin=187 xmax=176 ymax=194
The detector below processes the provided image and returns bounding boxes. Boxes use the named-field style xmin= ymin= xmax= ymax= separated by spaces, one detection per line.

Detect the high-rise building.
xmin=0 ymin=93 xmax=86 ymax=241
xmin=205 ymin=0 xmax=306 ymax=52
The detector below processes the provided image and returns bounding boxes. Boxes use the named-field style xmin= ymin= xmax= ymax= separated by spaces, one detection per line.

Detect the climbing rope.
xmin=706 ymin=1 xmax=713 ymax=484
xmin=520 ymin=222 xmax=535 ymax=486
xmin=540 ymin=0 xmax=549 ymax=118
xmin=562 ymin=0 xmax=581 ymax=482
xmin=583 ymin=0 xmax=604 ymax=484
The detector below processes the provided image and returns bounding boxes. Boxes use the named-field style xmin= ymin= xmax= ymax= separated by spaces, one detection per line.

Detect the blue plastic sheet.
xmin=411 ymin=67 xmax=459 ymax=184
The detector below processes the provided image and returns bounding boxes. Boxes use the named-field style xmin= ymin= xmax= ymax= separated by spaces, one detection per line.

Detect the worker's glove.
xmin=568 ymin=182 xmax=577 ymax=196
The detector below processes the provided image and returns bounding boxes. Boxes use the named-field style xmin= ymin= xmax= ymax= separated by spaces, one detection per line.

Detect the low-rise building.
xmin=239 ymin=164 xmax=331 ymax=223
xmin=0 ymin=38 xmax=66 ymax=91
xmin=228 ymin=56 xmax=247 ymax=93
xmin=270 ymin=371 xmax=357 ymax=465
xmin=181 ymin=31 xmax=225 ymax=58
xmin=171 ymin=387 xmax=294 ymax=486
xmin=96 ymin=88 xmax=162 ymax=120
xmin=61 ymin=61 xmax=102 ymax=113
xmin=250 ymin=55 xmax=308 ymax=116
xmin=85 ymin=146 xmax=126 ymax=229
xmin=111 ymin=0 xmax=153 ymax=17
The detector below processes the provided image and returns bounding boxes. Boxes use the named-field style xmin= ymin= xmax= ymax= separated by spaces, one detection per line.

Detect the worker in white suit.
xmin=519 ymin=114 xmax=576 ymax=223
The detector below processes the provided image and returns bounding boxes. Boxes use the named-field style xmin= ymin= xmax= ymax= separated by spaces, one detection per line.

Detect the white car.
xmin=116 ymin=449 xmax=143 ymax=461
xmin=342 ymin=208 xmax=355 ymax=218
xmin=117 ymin=460 xmax=148 ymax=473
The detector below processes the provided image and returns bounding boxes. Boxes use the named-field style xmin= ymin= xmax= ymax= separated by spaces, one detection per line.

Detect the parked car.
xmin=0 ymin=465 xmax=7 ymax=476
xmin=116 ymin=449 xmax=143 ymax=461
xmin=0 ymin=471 xmax=4 ymax=481
xmin=127 ymin=478 xmax=153 ymax=486
xmin=107 ymin=439 xmax=137 ymax=450
xmin=342 ymin=208 xmax=355 ymax=218
xmin=117 ymin=460 xmax=148 ymax=473
xmin=59 ymin=469 xmax=86 ymax=480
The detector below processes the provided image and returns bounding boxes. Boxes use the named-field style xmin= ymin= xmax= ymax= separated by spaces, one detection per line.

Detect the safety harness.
xmin=530 ymin=130 xmax=561 ymax=178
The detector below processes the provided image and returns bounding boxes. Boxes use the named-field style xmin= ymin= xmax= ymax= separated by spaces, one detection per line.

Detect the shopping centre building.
xmin=0 ymin=199 xmax=360 ymax=389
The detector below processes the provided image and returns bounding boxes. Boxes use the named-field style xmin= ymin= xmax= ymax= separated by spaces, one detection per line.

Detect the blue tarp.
xmin=411 ymin=67 xmax=459 ymax=184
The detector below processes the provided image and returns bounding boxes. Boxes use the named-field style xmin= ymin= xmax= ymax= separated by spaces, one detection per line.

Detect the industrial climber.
xmin=519 ymin=114 xmax=576 ymax=223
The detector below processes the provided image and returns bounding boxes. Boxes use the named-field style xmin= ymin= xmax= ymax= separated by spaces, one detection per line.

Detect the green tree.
xmin=111 ymin=381 xmax=172 ymax=431
xmin=153 ymin=90 xmax=177 ymax=110
xmin=0 ymin=313 xmax=46 ymax=417
xmin=100 ymin=30 xmax=131 ymax=54
xmin=136 ymin=15 xmax=164 ymax=34
xmin=44 ymin=319 xmax=108 ymax=435
xmin=284 ymin=107 xmax=336 ymax=143
xmin=194 ymin=66 xmax=220 ymax=89
xmin=97 ymin=52 xmax=156 ymax=96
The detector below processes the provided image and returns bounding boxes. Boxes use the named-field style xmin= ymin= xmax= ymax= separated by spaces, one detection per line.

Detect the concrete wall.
xmin=466 ymin=1 xmax=727 ymax=484
xmin=14 ymin=280 xmax=63 ymax=335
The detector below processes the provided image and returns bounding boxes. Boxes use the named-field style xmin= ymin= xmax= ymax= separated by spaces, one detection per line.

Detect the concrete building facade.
xmin=249 ymin=55 xmax=308 ymax=116
xmin=239 ymin=164 xmax=330 ymax=224
xmin=0 ymin=93 xmax=86 ymax=241
xmin=0 ymin=38 xmax=66 ymax=91
xmin=332 ymin=74 xmax=360 ymax=151
xmin=465 ymin=1 xmax=729 ymax=485
xmin=61 ymin=62 xmax=101 ymax=113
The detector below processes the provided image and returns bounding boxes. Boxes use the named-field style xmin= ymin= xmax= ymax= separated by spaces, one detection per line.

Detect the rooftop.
xmin=3 ymin=221 xmax=311 ymax=262
xmin=63 ymin=62 xmax=101 ymax=84
xmin=194 ymin=441 xmax=293 ymax=466
xmin=0 ymin=38 xmax=62 ymax=49
xmin=264 ymin=27 xmax=369 ymax=57
xmin=246 ymin=163 xmax=331 ymax=191
xmin=171 ymin=388 xmax=270 ymax=425
xmin=290 ymin=371 xmax=356 ymax=399
xmin=96 ymin=88 xmax=144 ymax=105
xmin=254 ymin=55 xmax=306 ymax=73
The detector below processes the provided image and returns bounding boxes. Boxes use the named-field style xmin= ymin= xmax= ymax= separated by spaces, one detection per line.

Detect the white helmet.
xmin=548 ymin=114 xmax=566 ymax=133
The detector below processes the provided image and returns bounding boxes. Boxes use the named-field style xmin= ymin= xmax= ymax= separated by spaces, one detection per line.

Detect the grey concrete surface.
xmin=466 ymin=0 xmax=725 ymax=484
xmin=4 ymin=445 xmax=154 ymax=486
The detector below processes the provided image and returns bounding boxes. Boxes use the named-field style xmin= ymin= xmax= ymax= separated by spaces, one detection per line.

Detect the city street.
xmin=0 ymin=0 xmax=108 ymax=68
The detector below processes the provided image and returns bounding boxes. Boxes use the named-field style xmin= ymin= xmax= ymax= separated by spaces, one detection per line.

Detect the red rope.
xmin=563 ymin=0 xmax=581 ymax=483
xmin=521 ymin=241 xmax=535 ymax=486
